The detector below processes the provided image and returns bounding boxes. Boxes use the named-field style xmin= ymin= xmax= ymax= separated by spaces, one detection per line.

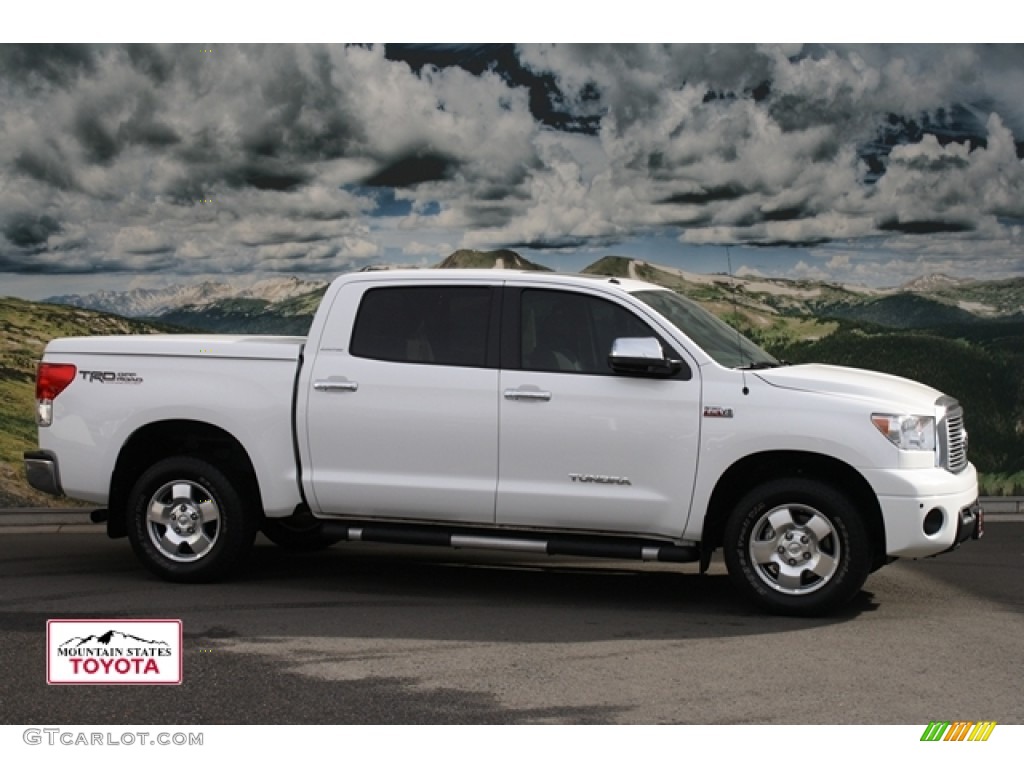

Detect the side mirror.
xmin=608 ymin=337 xmax=684 ymax=378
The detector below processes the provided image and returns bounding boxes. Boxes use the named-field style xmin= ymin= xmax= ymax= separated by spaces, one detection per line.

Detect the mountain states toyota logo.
xmin=47 ymin=619 xmax=182 ymax=685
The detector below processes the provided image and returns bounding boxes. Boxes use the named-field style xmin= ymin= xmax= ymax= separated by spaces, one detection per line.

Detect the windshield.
xmin=631 ymin=289 xmax=779 ymax=369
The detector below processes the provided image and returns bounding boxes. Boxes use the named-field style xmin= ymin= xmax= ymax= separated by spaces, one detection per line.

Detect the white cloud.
xmin=402 ymin=240 xmax=451 ymax=257
xmin=112 ymin=226 xmax=172 ymax=255
xmin=2 ymin=43 xmax=1023 ymax=290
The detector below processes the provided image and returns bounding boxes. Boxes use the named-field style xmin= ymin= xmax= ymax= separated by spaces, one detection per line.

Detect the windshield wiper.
xmin=737 ymin=361 xmax=783 ymax=370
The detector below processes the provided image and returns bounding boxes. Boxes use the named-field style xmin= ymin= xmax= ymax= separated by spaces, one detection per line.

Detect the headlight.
xmin=871 ymin=413 xmax=937 ymax=451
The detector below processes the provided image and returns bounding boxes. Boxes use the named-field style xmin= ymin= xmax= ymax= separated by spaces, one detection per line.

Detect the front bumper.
xmin=864 ymin=464 xmax=980 ymax=559
xmin=23 ymin=450 xmax=64 ymax=497
xmin=944 ymin=500 xmax=984 ymax=553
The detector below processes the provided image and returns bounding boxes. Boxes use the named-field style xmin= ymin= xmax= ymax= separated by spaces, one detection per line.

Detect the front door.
xmin=496 ymin=286 xmax=700 ymax=539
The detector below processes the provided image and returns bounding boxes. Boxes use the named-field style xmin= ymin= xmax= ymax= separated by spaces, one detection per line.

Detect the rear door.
xmin=496 ymin=285 xmax=701 ymax=539
xmin=304 ymin=278 xmax=501 ymax=524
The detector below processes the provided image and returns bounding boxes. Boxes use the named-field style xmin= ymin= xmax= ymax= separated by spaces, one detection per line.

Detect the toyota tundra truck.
xmin=23 ymin=269 xmax=983 ymax=615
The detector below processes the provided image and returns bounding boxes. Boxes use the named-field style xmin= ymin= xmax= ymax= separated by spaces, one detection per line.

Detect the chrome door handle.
xmin=503 ymin=388 xmax=552 ymax=402
xmin=314 ymin=380 xmax=359 ymax=392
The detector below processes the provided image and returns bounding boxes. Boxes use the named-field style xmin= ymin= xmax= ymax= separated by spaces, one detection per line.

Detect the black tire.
xmin=723 ymin=478 xmax=872 ymax=617
xmin=126 ymin=456 xmax=258 ymax=583
xmin=260 ymin=516 xmax=344 ymax=552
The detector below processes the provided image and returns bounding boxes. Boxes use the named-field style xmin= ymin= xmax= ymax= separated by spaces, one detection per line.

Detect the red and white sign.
xmin=47 ymin=619 xmax=183 ymax=685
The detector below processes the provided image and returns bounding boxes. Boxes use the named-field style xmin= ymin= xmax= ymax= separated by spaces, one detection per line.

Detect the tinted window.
xmin=351 ymin=286 xmax=492 ymax=367
xmin=520 ymin=289 xmax=656 ymax=374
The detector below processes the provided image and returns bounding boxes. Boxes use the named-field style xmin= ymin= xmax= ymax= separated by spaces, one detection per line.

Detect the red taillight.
xmin=37 ymin=363 xmax=77 ymax=400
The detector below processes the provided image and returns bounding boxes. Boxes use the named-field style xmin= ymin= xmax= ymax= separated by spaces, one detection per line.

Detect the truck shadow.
xmin=200 ymin=539 xmax=879 ymax=643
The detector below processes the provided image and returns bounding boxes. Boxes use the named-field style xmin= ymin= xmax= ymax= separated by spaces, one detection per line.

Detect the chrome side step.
xmin=319 ymin=521 xmax=700 ymax=564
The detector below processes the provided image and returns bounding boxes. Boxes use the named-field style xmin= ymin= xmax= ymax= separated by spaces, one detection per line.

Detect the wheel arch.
xmin=108 ymin=420 xmax=263 ymax=539
xmin=700 ymin=450 xmax=886 ymax=571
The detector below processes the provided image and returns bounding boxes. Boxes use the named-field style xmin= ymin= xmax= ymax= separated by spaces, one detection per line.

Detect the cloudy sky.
xmin=2 ymin=41 xmax=1023 ymax=298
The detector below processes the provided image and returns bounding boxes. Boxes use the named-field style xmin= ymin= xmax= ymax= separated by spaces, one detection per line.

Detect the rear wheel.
xmin=127 ymin=456 xmax=257 ymax=582
xmin=723 ymin=478 xmax=871 ymax=616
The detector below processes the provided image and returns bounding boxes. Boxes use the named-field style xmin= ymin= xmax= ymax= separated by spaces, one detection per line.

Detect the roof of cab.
xmin=332 ymin=268 xmax=665 ymax=295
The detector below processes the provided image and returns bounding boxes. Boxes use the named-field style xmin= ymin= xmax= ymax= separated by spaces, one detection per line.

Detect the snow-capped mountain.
xmin=47 ymin=276 xmax=328 ymax=317
xmin=900 ymin=274 xmax=971 ymax=292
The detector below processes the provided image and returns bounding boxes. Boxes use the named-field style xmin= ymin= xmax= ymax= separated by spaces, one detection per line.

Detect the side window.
xmin=351 ymin=286 xmax=492 ymax=368
xmin=520 ymin=289 xmax=657 ymax=375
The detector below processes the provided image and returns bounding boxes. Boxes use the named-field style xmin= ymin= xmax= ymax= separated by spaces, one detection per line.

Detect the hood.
xmin=754 ymin=363 xmax=943 ymax=407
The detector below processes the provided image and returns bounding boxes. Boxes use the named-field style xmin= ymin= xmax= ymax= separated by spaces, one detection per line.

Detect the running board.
xmin=318 ymin=521 xmax=700 ymax=564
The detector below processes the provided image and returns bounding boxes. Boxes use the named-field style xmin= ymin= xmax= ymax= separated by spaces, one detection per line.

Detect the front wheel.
xmin=723 ymin=478 xmax=872 ymax=616
xmin=126 ymin=456 xmax=257 ymax=583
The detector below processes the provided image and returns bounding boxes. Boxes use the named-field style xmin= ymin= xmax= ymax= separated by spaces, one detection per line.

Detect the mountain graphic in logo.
xmin=60 ymin=629 xmax=171 ymax=649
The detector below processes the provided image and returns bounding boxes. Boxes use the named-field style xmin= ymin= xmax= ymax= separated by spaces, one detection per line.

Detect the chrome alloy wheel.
xmin=145 ymin=480 xmax=221 ymax=563
xmin=747 ymin=503 xmax=840 ymax=595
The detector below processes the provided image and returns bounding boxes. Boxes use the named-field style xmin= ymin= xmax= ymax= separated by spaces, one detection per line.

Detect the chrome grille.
xmin=940 ymin=400 xmax=968 ymax=473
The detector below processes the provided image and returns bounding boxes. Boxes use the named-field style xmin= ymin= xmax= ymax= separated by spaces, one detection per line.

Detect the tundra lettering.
xmin=24 ymin=269 xmax=982 ymax=616
xmin=569 ymin=474 xmax=632 ymax=485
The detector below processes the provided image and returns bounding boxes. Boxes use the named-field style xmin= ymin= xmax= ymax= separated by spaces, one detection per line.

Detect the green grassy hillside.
xmin=931 ymin=277 xmax=1024 ymax=315
xmin=0 ymin=298 xmax=173 ymax=506
xmin=769 ymin=323 xmax=1024 ymax=480
xmin=821 ymin=293 xmax=980 ymax=328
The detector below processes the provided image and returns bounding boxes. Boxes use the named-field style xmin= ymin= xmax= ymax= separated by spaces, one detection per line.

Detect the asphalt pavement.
xmin=1 ymin=516 xmax=1021 ymax=725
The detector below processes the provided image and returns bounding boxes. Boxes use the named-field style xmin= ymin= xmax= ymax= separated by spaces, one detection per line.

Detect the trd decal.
xmin=79 ymin=371 xmax=144 ymax=384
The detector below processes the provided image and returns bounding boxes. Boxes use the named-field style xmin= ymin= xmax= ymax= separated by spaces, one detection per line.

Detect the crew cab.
xmin=24 ymin=269 xmax=983 ymax=615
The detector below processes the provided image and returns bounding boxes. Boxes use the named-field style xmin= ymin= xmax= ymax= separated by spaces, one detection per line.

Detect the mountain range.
xmin=48 ymin=275 xmax=327 ymax=318
xmin=43 ymin=250 xmax=1024 ymax=336
xmin=1 ymin=249 xmax=1020 ymax=506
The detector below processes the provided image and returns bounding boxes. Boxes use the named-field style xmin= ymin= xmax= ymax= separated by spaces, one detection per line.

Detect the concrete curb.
xmin=0 ymin=508 xmax=99 ymax=529
xmin=0 ymin=524 xmax=106 ymax=534
xmin=0 ymin=508 xmax=107 ymax=532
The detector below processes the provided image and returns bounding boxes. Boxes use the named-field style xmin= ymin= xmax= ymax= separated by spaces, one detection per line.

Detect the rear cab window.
xmin=350 ymin=285 xmax=496 ymax=368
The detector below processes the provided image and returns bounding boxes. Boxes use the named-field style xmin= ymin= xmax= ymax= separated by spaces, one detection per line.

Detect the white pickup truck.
xmin=24 ymin=269 xmax=982 ymax=615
